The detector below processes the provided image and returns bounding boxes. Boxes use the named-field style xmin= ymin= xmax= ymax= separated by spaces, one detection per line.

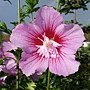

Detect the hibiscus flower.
xmin=10 ymin=6 xmax=85 ymax=77
xmin=0 ymin=42 xmax=17 ymax=75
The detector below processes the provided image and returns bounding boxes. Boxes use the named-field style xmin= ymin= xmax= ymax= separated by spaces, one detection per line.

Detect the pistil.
xmin=36 ymin=35 xmax=61 ymax=58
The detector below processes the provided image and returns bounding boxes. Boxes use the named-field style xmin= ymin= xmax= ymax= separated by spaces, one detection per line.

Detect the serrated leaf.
xmin=25 ymin=0 xmax=39 ymax=14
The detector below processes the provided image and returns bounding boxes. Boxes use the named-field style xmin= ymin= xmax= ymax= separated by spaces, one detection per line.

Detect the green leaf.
xmin=0 ymin=21 xmax=11 ymax=34
xmin=56 ymin=0 xmax=90 ymax=14
xmin=27 ymin=82 xmax=36 ymax=90
xmin=10 ymin=21 xmax=18 ymax=27
xmin=25 ymin=0 xmax=39 ymax=13
xmin=33 ymin=7 xmax=40 ymax=12
xmin=26 ymin=0 xmax=39 ymax=8
xmin=0 ymin=59 xmax=4 ymax=64
xmin=0 ymin=21 xmax=7 ymax=31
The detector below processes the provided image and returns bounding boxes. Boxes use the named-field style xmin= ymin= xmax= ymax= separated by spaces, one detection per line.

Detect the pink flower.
xmin=0 ymin=42 xmax=17 ymax=75
xmin=10 ymin=6 xmax=85 ymax=77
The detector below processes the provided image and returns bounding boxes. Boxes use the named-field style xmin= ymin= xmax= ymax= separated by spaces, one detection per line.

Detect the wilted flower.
xmin=0 ymin=42 xmax=17 ymax=75
xmin=0 ymin=76 xmax=7 ymax=85
xmin=10 ymin=6 xmax=85 ymax=77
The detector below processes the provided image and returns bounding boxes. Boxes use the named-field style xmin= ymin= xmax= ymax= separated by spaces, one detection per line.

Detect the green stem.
xmin=16 ymin=64 xmax=19 ymax=89
xmin=46 ymin=69 xmax=50 ymax=90
xmin=56 ymin=0 xmax=61 ymax=11
xmin=73 ymin=9 xmax=77 ymax=23
xmin=31 ymin=12 xmax=34 ymax=22
xmin=18 ymin=0 xmax=20 ymax=24
xmin=16 ymin=0 xmax=20 ymax=89
xmin=56 ymin=0 xmax=59 ymax=11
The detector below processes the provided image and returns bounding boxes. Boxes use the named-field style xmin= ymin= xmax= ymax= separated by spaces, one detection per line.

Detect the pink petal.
xmin=4 ymin=52 xmax=16 ymax=60
xmin=2 ymin=42 xmax=17 ymax=52
xmin=55 ymin=24 xmax=85 ymax=54
xmin=10 ymin=23 xmax=42 ymax=49
xmin=4 ymin=59 xmax=16 ymax=70
xmin=49 ymin=54 xmax=80 ymax=77
xmin=10 ymin=23 xmax=28 ymax=48
xmin=10 ymin=23 xmax=31 ymax=48
xmin=3 ymin=59 xmax=16 ymax=74
xmin=19 ymin=52 xmax=48 ymax=76
xmin=36 ymin=57 xmax=48 ymax=75
xmin=0 ymin=47 xmax=4 ymax=58
xmin=0 ymin=76 xmax=7 ymax=85
xmin=0 ymin=65 xmax=3 ymax=72
xmin=34 ymin=6 xmax=63 ymax=31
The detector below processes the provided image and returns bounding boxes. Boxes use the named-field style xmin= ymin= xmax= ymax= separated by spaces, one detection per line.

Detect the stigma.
xmin=36 ymin=35 xmax=61 ymax=58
